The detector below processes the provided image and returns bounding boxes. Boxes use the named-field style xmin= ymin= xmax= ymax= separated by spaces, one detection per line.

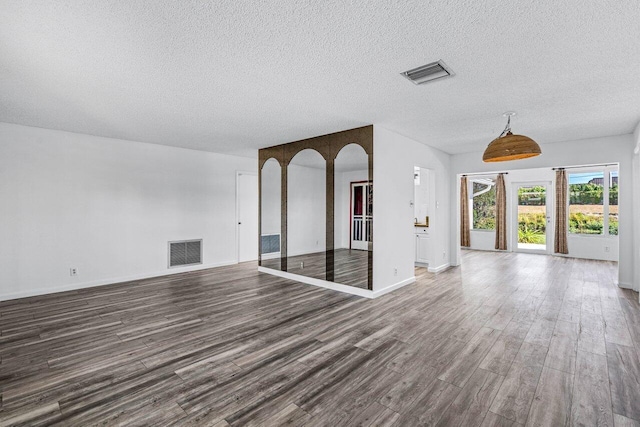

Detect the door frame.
xmin=236 ymin=170 xmax=258 ymax=263
xmin=511 ymin=180 xmax=553 ymax=255
xmin=349 ymin=180 xmax=372 ymax=250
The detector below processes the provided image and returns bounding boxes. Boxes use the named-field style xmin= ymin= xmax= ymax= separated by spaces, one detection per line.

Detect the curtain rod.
xmin=552 ymin=163 xmax=618 ymax=171
xmin=462 ymin=172 xmax=509 ymax=177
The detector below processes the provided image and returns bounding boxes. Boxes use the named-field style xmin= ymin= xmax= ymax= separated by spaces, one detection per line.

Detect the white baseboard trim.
xmin=258 ymin=267 xmax=375 ymax=298
xmin=371 ymin=276 xmax=416 ymax=298
xmin=6 ymin=262 xmax=422 ymax=302
xmin=466 ymin=247 xmax=502 ymax=253
xmin=428 ymin=263 xmax=451 ymax=273
xmin=260 ymin=252 xmax=281 ymax=260
xmin=258 ymin=267 xmax=416 ymax=299
xmin=617 ymin=281 xmax=636 ymax=290
xmin=553 ymin=252 xmax=619 ymax=262
xmin=0 ymin=260 xmax=238 ymax=301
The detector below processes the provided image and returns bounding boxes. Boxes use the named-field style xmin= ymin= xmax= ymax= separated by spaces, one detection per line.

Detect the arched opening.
xmin=260 ymin=158 xmax=282 ymax=270
xmin=334 ymin=143 xmax=370 ymax=288
xmin=287 ymin=149 xmax=327 ymax=280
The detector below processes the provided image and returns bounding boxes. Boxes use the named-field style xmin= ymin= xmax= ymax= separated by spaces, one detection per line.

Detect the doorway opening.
xmin=350 ymin=181 xmax=372 ymax=250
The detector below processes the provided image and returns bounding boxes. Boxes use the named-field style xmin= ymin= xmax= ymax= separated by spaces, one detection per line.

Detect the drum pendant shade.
xmin=483 ymin=113 xmax=541 ymax=162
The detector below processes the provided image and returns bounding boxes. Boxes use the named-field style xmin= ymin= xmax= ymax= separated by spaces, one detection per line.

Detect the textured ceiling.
xmin=1 ymin=1 xmax=639 ymax=157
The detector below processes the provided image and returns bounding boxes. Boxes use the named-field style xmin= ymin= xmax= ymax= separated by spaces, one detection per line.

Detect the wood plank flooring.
xmin=261 ymin=248 xmax=370 ymax=289
xmin=1 ymin=250 xmax=638 ymax=426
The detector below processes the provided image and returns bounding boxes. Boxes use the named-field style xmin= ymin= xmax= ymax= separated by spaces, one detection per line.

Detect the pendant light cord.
xmin=499 ymin=115 xmax=512 ymax=137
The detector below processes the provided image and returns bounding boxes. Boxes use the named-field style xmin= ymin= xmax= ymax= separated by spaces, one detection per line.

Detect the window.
xmin=609 ymin=171 xmax=618 ymax=235
xmin=569 ymin=172 xmax=603 ymax=235
xmin=471 ymin=178 xmax=496 ymax=230
xmin=568 ymin=168 xmax=618 ymax=236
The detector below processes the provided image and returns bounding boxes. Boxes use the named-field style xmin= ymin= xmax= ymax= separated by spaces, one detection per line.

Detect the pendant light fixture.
xmin=483 ymin=112 xmax=541 ymax=162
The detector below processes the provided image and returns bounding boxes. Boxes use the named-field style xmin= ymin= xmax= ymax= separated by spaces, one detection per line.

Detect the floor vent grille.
xmin=169 ymin=240 xmax=202 ymax=267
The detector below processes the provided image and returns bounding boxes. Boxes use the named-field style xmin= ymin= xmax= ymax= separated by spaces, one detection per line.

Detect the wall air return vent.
xmin=401 ymin=60 xmax=453 ymax=85
xmin=261 ymin=234 xmax=281 ymax=254
xmin=168 ymin=239 xmax=202 ymax=268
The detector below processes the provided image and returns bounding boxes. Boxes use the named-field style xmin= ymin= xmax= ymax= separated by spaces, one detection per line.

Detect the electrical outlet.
xmin=605 ymin=246 xmax=610 ymax=253
xmin=300 ymin=262 xmax=304 ymax=268
xmin=70 ymin=268 xmax=78 ymax=277
xmin=442 ymin=251 xmax=446 ymax=259
xmin=394 ymin=268 xmax=398 ymax=276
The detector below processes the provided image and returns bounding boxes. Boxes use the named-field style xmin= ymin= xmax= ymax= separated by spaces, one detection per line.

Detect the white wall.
xmin=287 ymin=163 xmax=326 ymax=256
xmin=0 ymin=122 xmax=256 ymax=300
xmin=450 ymin=134 xmax=636 ymax=288
xmin=373 ymin=126 xmax=451 ymax=292
xmin=335 ymin=169 xmax=368 ymax=249
xmin=469 ymin=229 xmax=498 ymax=251
xmin=632 ymin=122 xmax=640 ymax=293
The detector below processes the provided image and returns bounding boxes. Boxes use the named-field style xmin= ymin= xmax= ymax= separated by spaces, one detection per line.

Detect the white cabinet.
xmin=416 ymin=235 xmax=430 ymax=264
xmin=415 ymin=227 xmax=429 ymax=265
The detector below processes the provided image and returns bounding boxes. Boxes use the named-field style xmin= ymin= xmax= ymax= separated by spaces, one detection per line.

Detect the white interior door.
xmin=350 ymin=182 xmax=372 ymax=251
xmin=513 ymin=182 xmax=552 ymax=254
xmin=237 ymin=172 xmax=258 ymax=262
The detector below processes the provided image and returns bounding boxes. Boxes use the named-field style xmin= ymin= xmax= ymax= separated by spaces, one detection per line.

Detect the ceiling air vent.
xmin=401 ymin=60 xmax=453 ymax=85
xmin=169 ymin=239 xmax=202 ymax=268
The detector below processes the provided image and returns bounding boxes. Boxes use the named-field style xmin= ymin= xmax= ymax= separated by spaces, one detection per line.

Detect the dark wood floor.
xmin=261 ymin=248 xmax=370 ymax=289
xmin=1 ymin=251 xmax=639 ymax=426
